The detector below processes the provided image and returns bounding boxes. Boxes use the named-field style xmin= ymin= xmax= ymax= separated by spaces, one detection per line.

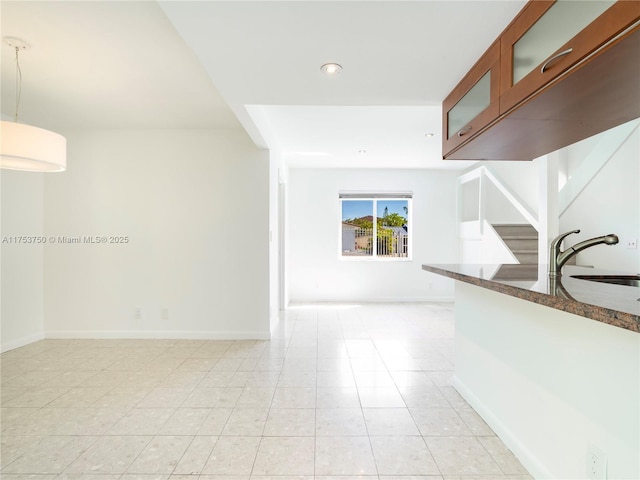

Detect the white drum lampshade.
xmin=1 ymin=120 xmax=66 ymax=172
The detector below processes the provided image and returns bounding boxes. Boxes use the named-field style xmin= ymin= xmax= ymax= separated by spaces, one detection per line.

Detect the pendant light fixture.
xmin=1 ymin=37 xmax=66 ymax=172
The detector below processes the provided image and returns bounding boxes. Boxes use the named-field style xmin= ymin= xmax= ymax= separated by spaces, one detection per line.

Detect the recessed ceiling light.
xmin=424 ymin=133 xmax=435 ymax=138
xmin=321 ymin=63 xmax=342 ymax=75
xmin=358 ymin=149 xmax=367 ymax=154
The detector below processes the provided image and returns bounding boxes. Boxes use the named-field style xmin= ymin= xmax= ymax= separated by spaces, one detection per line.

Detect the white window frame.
xmin=339 ymin=193 xmax=413 ymax=261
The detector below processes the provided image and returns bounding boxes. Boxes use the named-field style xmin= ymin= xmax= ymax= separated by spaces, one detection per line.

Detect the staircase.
xmin=493 ymin=224 xmax=538 ymax=264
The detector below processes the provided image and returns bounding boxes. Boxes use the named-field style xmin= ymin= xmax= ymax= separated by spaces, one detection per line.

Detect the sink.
xmin=571 ymin=274 xmax=640 ymax=287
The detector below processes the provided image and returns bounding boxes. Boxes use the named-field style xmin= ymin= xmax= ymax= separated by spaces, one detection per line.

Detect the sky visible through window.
xmin=342 ymin=199 xmax=408 ymax=221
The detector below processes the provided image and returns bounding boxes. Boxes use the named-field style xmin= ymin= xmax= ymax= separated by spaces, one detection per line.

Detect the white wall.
xmin=43 ymin=129 xmax=270 ymax=338
xmin=485 ymin=180 xmax=529 ymax=225
xmin=484 ymin=160 xmax=539 ymax=218
xmin=560 ymin=127 xmax=639 ymax=272
xmin=268 ymin=148 xmax=279 ymax=328
xmin=1 ymin=171 xmax=45 ymax=351
xmin=287 ymin=168 xmax=458 ymax=302
xmin=460 ymin=178 xmax=479 ymax=222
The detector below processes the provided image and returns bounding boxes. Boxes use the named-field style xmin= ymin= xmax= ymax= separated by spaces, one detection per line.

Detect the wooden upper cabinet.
xmin=500 ymin=0 xmax=640 ymax=114
xmin=442 ymin=42 xmax=500 ymax=156
xmin=442 ymin=0 xmax=640 ymax=160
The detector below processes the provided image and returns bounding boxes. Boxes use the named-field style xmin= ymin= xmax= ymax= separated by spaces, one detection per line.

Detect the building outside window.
xmin=340 ymin=193 xmax=411 ymax=259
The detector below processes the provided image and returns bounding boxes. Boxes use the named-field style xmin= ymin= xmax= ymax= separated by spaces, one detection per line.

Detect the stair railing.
xmin=457 ymin=165 xmax=539 ymax=237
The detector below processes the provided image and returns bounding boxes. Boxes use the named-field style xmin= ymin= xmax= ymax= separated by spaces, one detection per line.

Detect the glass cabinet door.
xmin=442 ymin=42 xmax=500 ymax=158
xmin=512 ymin=1 xmax=614 ymax=85
xmin=448 ymin=71 xmax=491 ymax=138
xmin=500 ymin=0 xmax=637 ymax=114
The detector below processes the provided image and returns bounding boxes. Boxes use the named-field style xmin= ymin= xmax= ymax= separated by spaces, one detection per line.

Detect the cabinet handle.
xmin=458 ymin=125 xmax=473 ymax=137
xmin=540 ymin=48 xmax=573 ymax=74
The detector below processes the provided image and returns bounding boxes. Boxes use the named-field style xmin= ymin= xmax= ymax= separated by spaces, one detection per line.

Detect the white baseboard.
xmin=287 ymin=296 xmax=455 ymax=304
xmin=1 ymin=332 xmax=45 ymax=353
xmin=44 ymin=330 xmax=271 ymax=340
xmin=452 ymin=375 xmax=550 ymax=480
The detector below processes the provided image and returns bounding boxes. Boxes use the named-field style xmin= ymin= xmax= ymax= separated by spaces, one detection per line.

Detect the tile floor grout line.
xmin=0 ymin=304 xmax=532 ymax=480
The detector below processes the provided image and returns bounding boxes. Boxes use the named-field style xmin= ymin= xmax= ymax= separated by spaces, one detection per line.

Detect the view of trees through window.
xmin=341 ymin=197 xmax=410 ymax=258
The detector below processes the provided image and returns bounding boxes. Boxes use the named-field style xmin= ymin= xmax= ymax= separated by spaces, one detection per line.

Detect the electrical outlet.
xmin=161 ymin=308 xmax=169 ymax=320
xmin=626 ymin=238 xmax=637 ymax=249
xmin=135 ymin=306 xmax=143 ymax=320
xmin=587 ymin=445 xmax=607 ymax=480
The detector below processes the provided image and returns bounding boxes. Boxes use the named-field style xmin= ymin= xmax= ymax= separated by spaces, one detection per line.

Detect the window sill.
xmin=339 ymin=256 xmax=413 ymax=262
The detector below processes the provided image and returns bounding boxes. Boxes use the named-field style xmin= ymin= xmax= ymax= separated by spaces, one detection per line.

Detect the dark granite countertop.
xmin=422 ymin=263 xmax=640 ymax=333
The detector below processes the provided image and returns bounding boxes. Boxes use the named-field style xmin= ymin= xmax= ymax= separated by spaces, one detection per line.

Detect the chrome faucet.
xmin=549 ymin=229 xmax=619 ymax=277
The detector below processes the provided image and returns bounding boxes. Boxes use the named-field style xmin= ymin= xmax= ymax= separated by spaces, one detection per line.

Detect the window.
xmin=340 ymin=193 xmax=411 ymax=259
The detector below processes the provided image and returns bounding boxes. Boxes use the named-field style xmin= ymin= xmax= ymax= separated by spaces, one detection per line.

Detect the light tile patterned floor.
xmin=1 ymin=303 xmax=533 ymax=479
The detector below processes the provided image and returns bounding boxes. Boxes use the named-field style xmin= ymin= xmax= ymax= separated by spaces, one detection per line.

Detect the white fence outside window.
xmin=341 ymin=226 xmax=408 ymax=258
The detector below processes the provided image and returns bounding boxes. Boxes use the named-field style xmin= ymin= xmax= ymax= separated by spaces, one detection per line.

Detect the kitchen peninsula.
xmin=423 ymin=263 xmax=639 ymax=479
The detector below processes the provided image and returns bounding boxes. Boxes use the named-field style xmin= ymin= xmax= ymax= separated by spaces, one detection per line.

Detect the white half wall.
xmin=454 ymin=281 xmax=639 ymax=479
xmin=43 ymin=129 xmax=270 ymax=339
xmin=287 ymin=168 xmax=458 ymax=302
xmin=1 ymin=171 xmax=45 ymax=351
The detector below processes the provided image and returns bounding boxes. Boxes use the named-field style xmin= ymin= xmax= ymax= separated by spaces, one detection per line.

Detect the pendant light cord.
xmin=14 ymin=46 xmax=22 ymax=123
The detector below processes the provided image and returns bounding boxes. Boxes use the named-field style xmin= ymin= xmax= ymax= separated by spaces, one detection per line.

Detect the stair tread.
xmin=494 ymin=227 xmax=537 ymax=231
xmin=492 ymin=223 xmax=538 ymax=263
xmin=493 ymin=226 xmax=537 ymax=229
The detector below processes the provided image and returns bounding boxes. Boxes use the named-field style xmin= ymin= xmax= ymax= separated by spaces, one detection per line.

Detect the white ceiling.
xmin=1 ymin=0 xmax=527 ymax=169
xmin=0 ymin=1 xmax=239 ymax=129
xmin=248 ymin=105 xmax=449 ymax=169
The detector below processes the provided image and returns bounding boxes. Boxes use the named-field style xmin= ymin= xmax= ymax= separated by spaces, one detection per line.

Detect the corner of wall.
xmin=1 ymin=170 xmax=46 ymax=351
